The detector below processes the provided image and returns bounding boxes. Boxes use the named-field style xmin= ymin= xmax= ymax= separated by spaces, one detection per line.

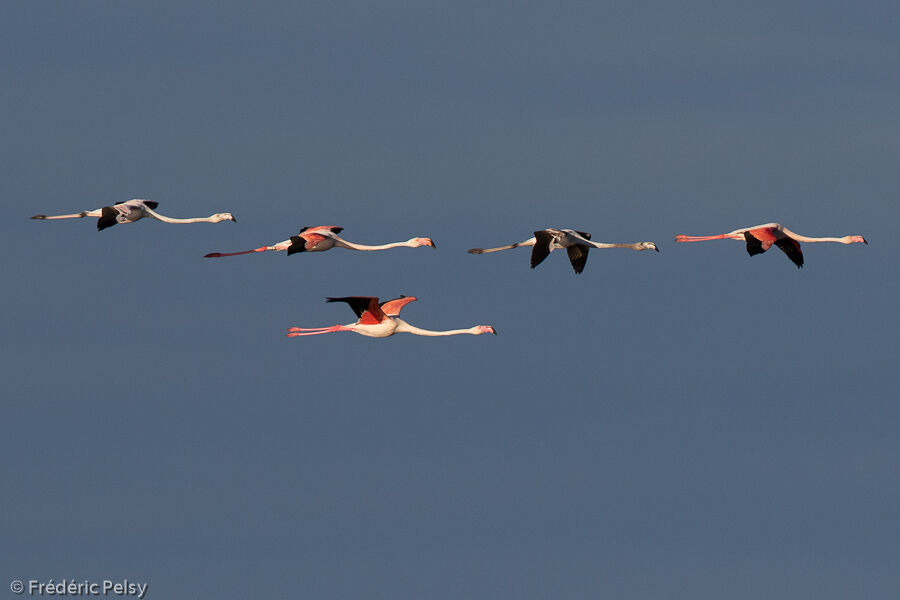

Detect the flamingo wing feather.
xmin=566 ymin=245 xmax=589 ymax=274
xmin=327 ymin=297 xmax=387 ymax=325
xmin=531 ymin=230 xmax=554 ymax=268
xmin=288 ymin=232 xmax=329 ymax=254
xmin=743 ymin=231 xmax=768 ymax=256
xmin=380 ymin=296 xmax=417 ymax=316
xmin=744 ymin=227 xmax=779 ymax=256
xmin=774 ymin=237 xmax=804 ymax=268
xmin=97 ymin=206 xmax=119 ymax=231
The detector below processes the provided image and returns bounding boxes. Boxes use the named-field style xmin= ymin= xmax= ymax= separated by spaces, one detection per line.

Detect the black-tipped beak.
xmin=492 ymin=327 xmax=498 ymax=335
xmin=231 ymin=216 xmax=237 ymax=223
xmin=654 ymin=247 xmax=659 ymax=252
xmin=863 ymin=238 xmax=868 ymax=244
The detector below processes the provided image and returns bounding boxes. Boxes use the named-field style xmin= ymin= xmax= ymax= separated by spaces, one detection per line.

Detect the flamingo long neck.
xmin=777 ymin=227 xmax=845 ymax=243
xmin=393 ymin=319 xmax=480 ymax=337
xmin=588 ymin=241 xmax=646 ymax=250
xmin=143 ymin=207 xmax=218 ymax=224
xmin=331 ymin=237 xmax=418 ymax=251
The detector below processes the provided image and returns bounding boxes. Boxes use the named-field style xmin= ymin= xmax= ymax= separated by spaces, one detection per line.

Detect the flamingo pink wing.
xmin=294 ymin=232 xmax=330 ymax=249
xmin=380 ymin=296 xmax=417 ymax=316
xmin=747 ymin=227 xmax=778 ymax=250
xmin=357 ymin=301 xmax=387 ymax=325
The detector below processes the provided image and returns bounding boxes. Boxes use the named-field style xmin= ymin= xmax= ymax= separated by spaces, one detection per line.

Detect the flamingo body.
xmin=675 ymin=222 xmax=867 ymax=268
xmin=205 ymin=226 xmax=434 ymax=258
xmin=31 ymin=199 xmax=235 ymax=231
xmin=286 ymin=296 xmax=496 ymax=339
xmin=287 ymin=226 xmax=344 ymax=254
xmin=468 ymin=228 xmax=658 ymax=274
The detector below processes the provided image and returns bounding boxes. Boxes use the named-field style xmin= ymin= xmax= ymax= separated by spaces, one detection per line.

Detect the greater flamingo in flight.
xmin=31 ymin=199 xmax=236 ymax=231
xmin=286 ymin=296 xmax=496 ymax=339
xmin=674 ymin=222 xmax=867 ymax=268
xmin=468 ymin=228 xmax=658 ymax=274
xmin=205 ymin=226 xmax=434 ymax=258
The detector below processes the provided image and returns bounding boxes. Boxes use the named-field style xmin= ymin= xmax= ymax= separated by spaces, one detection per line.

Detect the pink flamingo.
xmin=287 ymin=296 xmax=496 ymax=339
xmin=31 ymin=199 xmax=235 ymax=231
xmin=205 ymin=226 xmax=434 ymax=258
xmin=675 ymin=222 xmax=867 ymax=268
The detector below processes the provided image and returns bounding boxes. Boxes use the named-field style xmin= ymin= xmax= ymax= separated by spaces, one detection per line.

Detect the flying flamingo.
xmin=674 ymin=222 xmax=867 ymax=268
xmin=468 ymin=228 xmax=659 ymax=274
xmin=31 ymin=199 xmax=236 ymax=231
xmin=286 ymin=296 xmax=496 ymax=338
xmin=204 ymin=226 xmax=434 ymax=258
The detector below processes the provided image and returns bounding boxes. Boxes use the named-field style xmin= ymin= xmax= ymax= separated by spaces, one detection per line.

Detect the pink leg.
xmin=286 ymin=325 xmax=347 ymax=337
xmin=675 ymin=234 xmax=731 ymax=242
xmin=287 ymin=331 xmax=333 ymax=337
xmin=205 ymin=246 xmax=270 ymax=258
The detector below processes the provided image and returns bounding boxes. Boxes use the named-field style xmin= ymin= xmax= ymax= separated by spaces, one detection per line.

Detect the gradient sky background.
xmin=2 ymin=2 xmax=898 ymax=598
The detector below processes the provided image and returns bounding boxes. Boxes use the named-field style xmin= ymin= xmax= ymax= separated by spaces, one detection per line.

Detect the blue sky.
xmin=2 ymin=2 xmax=898 ymax=598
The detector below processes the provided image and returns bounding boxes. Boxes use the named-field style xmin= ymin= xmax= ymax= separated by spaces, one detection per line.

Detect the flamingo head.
xmin=639 ymin=241 xmax=659 ymax=252
xmin=212 ymin=213 xmax=237 ymax=223
xmin=414 ymin=237 xmax=435 ymax=248
xmin=476 ymin=325 xmax=497 ymax=335
xmin=843 ymin=235 xmax=867 ymax=245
